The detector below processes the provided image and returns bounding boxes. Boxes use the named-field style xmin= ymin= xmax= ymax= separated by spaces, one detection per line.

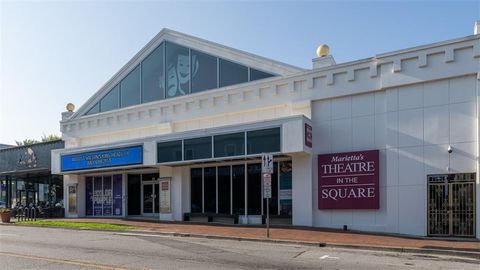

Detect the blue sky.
xmin=0 ymin=1 xmax=478 ymax=145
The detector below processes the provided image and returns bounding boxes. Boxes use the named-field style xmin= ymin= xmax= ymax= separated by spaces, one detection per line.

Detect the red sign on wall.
xmin=318 ymin=150 xmax=379 ymax=210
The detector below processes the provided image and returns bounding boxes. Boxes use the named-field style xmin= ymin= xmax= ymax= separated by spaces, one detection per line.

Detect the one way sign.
xmin=261 ymin=153 xmax=273 ymax=174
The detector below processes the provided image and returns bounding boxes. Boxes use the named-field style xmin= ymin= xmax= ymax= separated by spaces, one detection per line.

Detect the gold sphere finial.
xmin=66 ymin=103 xmax=75 ymax=112
xmin=316 ymin=44 xmax=330 ymax=57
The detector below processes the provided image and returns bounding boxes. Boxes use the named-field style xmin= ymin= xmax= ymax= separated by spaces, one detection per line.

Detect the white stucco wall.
xmin=311 ymin=75 xmax=478 ymax=236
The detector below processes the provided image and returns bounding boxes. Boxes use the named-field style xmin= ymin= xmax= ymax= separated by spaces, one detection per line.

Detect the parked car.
xmin=0 ymin=200 xmax=6 ymax=208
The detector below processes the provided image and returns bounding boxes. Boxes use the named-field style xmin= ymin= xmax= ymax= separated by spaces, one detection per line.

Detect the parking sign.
xmin=263 ymin=173 xmax=272 ymax=198
xmin=262 ymin=154 xmax=273 ymax=174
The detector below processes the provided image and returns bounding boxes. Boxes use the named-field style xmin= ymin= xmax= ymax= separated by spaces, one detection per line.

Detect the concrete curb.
xmin=3 ymin=222 xmax=479 ymax=260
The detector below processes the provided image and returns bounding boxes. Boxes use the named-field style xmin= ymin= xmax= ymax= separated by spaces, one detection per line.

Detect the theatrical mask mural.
xmin=87 ymin=41 xmax=275 ymax=115
xmin=165 ymin=42 xmax=199 ymax=98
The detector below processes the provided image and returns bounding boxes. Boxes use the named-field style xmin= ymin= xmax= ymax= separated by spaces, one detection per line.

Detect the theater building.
xmin=52 ymin=26 xmax=480 ymax=238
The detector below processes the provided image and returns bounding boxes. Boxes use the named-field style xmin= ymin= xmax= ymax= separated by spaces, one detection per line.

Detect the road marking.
xmin=0 ymin=251 xmax=136 ymax=270
xmin=319 ymin=255 xmax=339 ymax=260
xmin=0 ymin=233 xmax=18 ymax=237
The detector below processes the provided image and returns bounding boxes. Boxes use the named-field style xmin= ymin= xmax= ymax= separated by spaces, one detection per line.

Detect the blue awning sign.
xmin=61 ymin=145 xmax=143 ymax=172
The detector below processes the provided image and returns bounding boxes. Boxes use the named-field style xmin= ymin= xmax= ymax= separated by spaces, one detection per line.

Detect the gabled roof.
xmin=70 ymin=28 xmax=305 ymax=119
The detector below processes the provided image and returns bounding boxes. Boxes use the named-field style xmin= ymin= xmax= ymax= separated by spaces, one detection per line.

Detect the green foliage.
xmin=41 ymin=134 xmax=61 ymax=142
xmin=16 ymin=220 xmax=134 ymax=231
xmin=15 ymin=139 xmax=39 ymax=146
xmin=15 ymin=134 xmax=61 ymax=146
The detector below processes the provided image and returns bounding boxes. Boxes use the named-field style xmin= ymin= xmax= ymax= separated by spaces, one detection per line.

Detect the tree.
xmin=15 ymin=139 xmax=39 ymax=146
xmin=15 ymin=134 xmax=61 ymax=146
xmin=41 ymin=134 xmax=61 ymax=142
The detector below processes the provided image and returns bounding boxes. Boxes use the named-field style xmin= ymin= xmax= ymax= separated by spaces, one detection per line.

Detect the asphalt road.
xmin=0 ymin=225 xmax=478 ymax=270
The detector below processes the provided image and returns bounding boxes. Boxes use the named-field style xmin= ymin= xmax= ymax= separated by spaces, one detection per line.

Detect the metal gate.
xmin=428 ymin=173 xmax=476 ymax=237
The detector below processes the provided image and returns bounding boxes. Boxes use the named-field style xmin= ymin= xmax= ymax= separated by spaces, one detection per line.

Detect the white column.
xmin=63 ymin=174 xmax=83 ymax=218
xmin=291 ymin=153 xmax=313 ymax=226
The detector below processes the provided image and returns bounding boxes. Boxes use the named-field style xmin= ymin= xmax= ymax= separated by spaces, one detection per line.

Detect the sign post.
xmin=262 ymin=153 xmax=273 ymax=238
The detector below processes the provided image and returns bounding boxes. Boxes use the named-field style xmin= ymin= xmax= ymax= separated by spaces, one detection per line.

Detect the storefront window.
xmin=100 ymin=85 xmax=120 ymax=112
xmin=217 ymin=166 xmax=230 ymax=214
xmin=0 ymin=179 xmax=7 ymax=206
xmin=157 ymin=140 xmax=182 ymax=163
xmin=142 ymin=43 xmax=165 ymax=102
xmin=247 ymin=164 xmax=261 ymax=215
xmin=184 ymin=137 xmax=212 ymax=160
xmin=279 ymin=161 xmax=292 ymax=216
xmin=120 ymin=65 xmax=141 ymax=107
xmin=204 ymin=167 xmax=216 ymax=213
xmin=219 ymin=58 xmax=248 ymax=87
xmin=93 ymin=177 xmax=103 ymax=216
xmin=86 ymin=175 xmax=122 ymax=217
xmin=191 ymin=50 xmax=217 ymax=93
xmin=247 ymin=127 xmax=281 ymax=154
xmin=232 ymin=164 xmax=245 ymax=215
xmin=127 ymin=174 xmax=141 ymax=215
xmin=190 ymin=168 xmax=202 ymax=213
xmin=166 ymin=42 xmax=190 ymax=98
xmin=214 ymin=132 xmax=245 ymax=158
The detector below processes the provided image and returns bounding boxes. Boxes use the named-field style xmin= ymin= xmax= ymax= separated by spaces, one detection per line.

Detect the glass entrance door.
xmin=142 ymin=183 xmax=159 ymax=215
xmin=143 ymin=184 xmax=154 ymax=214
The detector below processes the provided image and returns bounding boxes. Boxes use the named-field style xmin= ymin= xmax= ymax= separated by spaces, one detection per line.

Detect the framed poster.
xmin=159 ymin=179 xmax=171 ymax=213
xmin=68 ymin=185 xmax=77 ymax=214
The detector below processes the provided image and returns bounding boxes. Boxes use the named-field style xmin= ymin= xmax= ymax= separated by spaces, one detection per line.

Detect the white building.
xmin=52 ymin=24 xmax=480 ymax=238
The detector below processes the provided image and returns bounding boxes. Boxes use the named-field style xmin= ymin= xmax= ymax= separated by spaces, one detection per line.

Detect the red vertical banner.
xmin=318 ymin=150 xmax=379 ymax=209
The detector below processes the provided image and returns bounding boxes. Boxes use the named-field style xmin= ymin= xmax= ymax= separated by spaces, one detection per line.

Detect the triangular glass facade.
xmin=85 ymin=41 xmax=276 ymax=115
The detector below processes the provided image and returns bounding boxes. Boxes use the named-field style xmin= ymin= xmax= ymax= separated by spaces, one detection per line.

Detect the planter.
xmin=1 ymin=212 xmax=11 ymax=223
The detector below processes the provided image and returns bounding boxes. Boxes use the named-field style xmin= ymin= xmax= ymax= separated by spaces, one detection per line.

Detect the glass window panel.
xmin=219 ymin=58 xmax=248 ymax=87
xmin=247 ymin=164 xmax=261 ymax=215
xmin=184 ymin=137 xmax=212 ymax=160
xmin=191 ymin=50 xmax=217 ymax=93
xmin=120 ymin=65 xmax=141 ymax=107
xmin=204 ymin=167 xmax=216 ymax=213
xmin=127 ymin=174 xmax=141 ymax=215
xmin=279 ymin=161 xmax=292 ymax=216
xmin=103 ymin=176 xmax=112 ymax=216
xmin=232 ymin=164 xmax=245 ymax=215
xmin=142 ymin=43 xmax=165 ymax=103
xmin=250 ymin=68 xmax=275 ymax=81
xmin=166 ymin=42 xmax=190 ymax=98
xmin=85 ymin=103 xmax=100 ymax=115
xmin=218 ymin=166 xmax=231 ymax=214
xmin=190 ymin=168 xmax=202 ymax=213
xmin=157 ymin=140 xmax=182 ymax=163
xmin=141 ymin=173 xmax=159 ymax=181
xmin=100 ymin=85 xmax=120 ymax=112
xmin=247 ymin=128 xmax=281 ymax=154
xmin=214 ymin=132 xmax=245 ymax=157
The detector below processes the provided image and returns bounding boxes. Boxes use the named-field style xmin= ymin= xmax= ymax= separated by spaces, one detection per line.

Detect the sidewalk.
xmin=47 ymin=218 xmax=479 ymax=256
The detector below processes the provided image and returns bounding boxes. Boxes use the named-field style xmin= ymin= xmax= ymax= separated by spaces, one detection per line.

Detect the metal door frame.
xmin=142 ymin=181 xmax=159 ymax=216
xmin=427 ymin=173 xmax=476 ymax=237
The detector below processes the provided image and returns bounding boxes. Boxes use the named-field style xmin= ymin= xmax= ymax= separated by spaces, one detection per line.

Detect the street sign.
xmin=262 ymin=154 xmax=273 ymax=174
xmin=262 ymin=172 xmax=272 ymax=238
xmin=263 ymin=173 xmax=272 ymax=198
